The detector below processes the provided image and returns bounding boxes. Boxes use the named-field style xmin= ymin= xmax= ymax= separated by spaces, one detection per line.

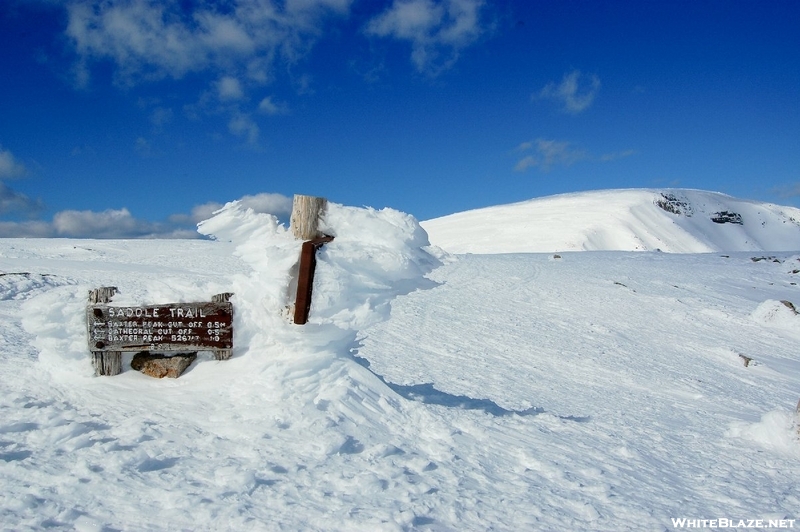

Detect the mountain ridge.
xmin=421 ymin=188 xmax=800 ymax=253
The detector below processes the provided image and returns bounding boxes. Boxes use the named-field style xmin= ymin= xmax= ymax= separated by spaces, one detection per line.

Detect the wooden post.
xmin=212 ymin=292 xmax=234 ymax=360
xmin=290 ymin=194 xmax=327 ymax=240
xmin=88 ymin=286 xmax=122 ymax=376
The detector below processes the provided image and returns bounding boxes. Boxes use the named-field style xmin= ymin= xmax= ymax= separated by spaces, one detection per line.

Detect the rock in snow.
xmin=131 ymin=352 xmax=197 ymax=378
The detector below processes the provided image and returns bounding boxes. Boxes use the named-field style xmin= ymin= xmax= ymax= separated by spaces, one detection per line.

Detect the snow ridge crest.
xmin=422 ymin=188 xmax=800 ymax=254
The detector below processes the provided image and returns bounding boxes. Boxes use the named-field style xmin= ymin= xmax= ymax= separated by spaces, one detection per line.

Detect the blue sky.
xmin=1 ymin=0 xmax=799 ymax=238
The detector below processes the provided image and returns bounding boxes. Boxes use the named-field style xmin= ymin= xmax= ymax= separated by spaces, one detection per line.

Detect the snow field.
xmin=359 ymin=251 xmax=800 ymax=526
xmin=0 ymin=195 xmax=799 ymax=530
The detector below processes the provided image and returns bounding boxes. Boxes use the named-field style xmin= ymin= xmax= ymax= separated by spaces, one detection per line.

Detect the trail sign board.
xmin=88 ymin=300 xmax=233 ymax=352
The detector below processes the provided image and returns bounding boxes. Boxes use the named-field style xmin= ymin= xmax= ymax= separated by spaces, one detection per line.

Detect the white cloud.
xmin=168 ymin=194 xmax=290 ymax=233
xmin=513 ymin=155 xmax=538 ymax=173
xmin=514 ymin=139 xmax=634 ymax=172
xmin=54 ymin=208 xmax=155 ymax=238
xmin=66 ymin=1 xmax=197 ymax=81
xmin=0 ymin=192 xmax=293 ymax=238
xmin=514 ymin=139 xmax=588 ymax=172
xmin=170 ymin=192 xmax=293 ymax=224
xmin=228 ymin=113 xmax=260 ymax=145
xmin=46 ymin=207 xmax=200 ymax=239
xmin=368 ymin=0 xmax=443 ymax=40
xmin=150 ymin=106 xmax=173 ymax=127
xmin=238 ymin=192 xmax=293 ymax=216
xmin=134 ymin=136 xmax=152 ymax=156
xmin=218 ymin=76 xmax=245 ymax=101
xmin=0 ymin=148 xmax=28 ymax=179
xmin=536 ymin=70 xmax=601 ymax=114
xmin=258 ymin=96 xmax=288 ymax=115
xmin=0 ymin=220 xmax=55 ymax=238
xmin=169 ymin=203 xmax=224 ymax=226
xmin=366 ymin=0 xmax=487 ymax=74
xmin=64 ymin=0 xmax=354 ymax=86
xmin=0 ymin=205 xmax=201 ymax=239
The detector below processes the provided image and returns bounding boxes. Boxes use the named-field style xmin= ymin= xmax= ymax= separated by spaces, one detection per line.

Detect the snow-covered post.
xmin=211 ymin=292 xmax=233 ymax=360
xmin=290 ymin=194 xmax=327 ymax=240
xmin=289 ymin=194 xmax=333 ymax=325
xmin=88 ymin=286 xmax=122 ymax=376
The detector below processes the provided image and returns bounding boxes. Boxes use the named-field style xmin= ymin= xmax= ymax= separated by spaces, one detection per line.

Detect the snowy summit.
xmin=422 ymin=189 xmax=800 ymax=254
xmin=0 ymin=192 xmax=799 ymax=530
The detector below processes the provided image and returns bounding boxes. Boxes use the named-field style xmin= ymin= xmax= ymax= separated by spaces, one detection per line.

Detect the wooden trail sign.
xmin=87 ymin=287 xmax=234 ymax=376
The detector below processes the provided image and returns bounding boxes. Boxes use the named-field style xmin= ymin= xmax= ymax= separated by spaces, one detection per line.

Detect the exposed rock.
xmin=711 ymin=211 xmax=743 ymax=225
xmin=780 ymin=300 xmax=798 ymax=314
xmin=131 ymin=352 xmax=197 ymax=378
xmin=655 ymin=193 xmax=693 ymax=216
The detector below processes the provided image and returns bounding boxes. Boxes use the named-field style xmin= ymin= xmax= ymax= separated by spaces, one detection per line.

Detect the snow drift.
xmin=422 ymin=189 xmax=800 ymax=253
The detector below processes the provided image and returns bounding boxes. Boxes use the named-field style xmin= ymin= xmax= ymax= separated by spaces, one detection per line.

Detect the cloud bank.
xmin=0 ymin=190 xmax=293 ymax=239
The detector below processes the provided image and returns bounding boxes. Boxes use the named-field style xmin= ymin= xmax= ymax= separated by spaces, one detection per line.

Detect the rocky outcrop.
xmin=711 ymin=211 xmax=743 ymax=225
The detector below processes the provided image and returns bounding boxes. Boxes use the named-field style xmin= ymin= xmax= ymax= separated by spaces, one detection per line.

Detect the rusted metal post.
xmin=293 ymin=236 xmax=334 ymax=325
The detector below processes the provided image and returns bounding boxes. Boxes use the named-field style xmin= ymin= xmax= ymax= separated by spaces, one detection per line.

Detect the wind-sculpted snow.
xmin=0 ymin=272 xmax=76 ymax=301
xmin=1 ymin=199 xmax=799 ymax=530
xmin=422 ymin=189 xmax=800 ymax=253
xmin=196 ymin=200 xmax=443 ymax=350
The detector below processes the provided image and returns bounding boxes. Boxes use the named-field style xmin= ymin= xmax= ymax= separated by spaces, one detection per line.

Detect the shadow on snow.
xmin=352 ymin=354 xmax=589 ymax=421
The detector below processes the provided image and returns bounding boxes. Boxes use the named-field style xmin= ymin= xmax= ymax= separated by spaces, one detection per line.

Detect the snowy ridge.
xmin=0 ymin=198 xmax=799 ymax=530
xmin=421 ymin=189 xmax=800 ymax=254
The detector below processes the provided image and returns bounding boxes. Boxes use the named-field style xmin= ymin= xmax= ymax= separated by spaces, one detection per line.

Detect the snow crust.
xmin=422 ymin=189 xmax=800 ymax=253
xmin=1 ymin=193 xmax=799 ymax=530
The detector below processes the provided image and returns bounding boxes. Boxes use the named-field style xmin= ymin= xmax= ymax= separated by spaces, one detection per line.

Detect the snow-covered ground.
xmin=1 ymin=192 xmax=799 ymax=531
